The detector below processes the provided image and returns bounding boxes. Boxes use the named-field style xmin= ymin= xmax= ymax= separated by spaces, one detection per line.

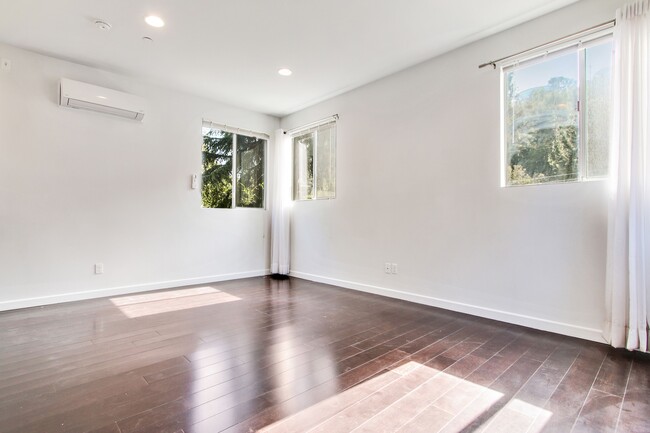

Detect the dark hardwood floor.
xmin=0 ymin=277 xmax=648 ymax=433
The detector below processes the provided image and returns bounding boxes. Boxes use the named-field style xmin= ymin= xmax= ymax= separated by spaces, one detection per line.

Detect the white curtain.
xmin=270 ymin=129 xmax=291 ymax=275
xmin=605 ymin=0 xmax=650 ymax=351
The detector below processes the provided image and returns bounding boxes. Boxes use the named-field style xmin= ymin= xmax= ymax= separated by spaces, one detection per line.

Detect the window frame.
xmin=291 ymin=120 xmax=337 ymax=201
xmin=201 ymin=121 xmax=268 ymax=210
xmin=500 ymin=33 xmax=613 ymax=187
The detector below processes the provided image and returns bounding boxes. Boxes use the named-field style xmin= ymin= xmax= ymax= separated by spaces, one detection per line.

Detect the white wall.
xmin=282 ymin=0 xmax=626 ymax=342
xmin=0 ymin=43 xmax=279 ymax=310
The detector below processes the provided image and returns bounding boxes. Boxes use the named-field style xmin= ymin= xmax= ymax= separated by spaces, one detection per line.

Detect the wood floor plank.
xmin=305 ymin=362 xmax=442 ymax=433
xmin=539 ymin=343 xmax=610 ymax=433
xmin=616 ymin=357 xmax=650 ymax=433
xmin=0 ymin=276 xmax=647 ymax=433
xmin=572 ymin=389 xmax=623 ymax=433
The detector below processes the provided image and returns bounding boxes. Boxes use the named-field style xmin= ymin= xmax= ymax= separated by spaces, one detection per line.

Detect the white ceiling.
xmin=0 ymin=0 xmax=577 ymax=117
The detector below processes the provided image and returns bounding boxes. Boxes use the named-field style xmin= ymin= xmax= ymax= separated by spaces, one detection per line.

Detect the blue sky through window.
xmin=512 ymin=52 xmax=577 ymax=94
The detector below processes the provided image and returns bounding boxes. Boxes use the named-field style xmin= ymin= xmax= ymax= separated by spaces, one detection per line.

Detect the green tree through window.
xmin=236 ymin=135 xmax=265 ymax=208
xmin=202 ymin=127 xmax=265 ymax=208
xmin=503 ymin=39 xmax=612 ymax=186
xmin=293 ymin=122 xmax=336 ymax=200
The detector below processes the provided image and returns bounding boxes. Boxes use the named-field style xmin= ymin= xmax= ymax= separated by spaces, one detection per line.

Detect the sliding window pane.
xmin=293 ymin=133 xmax=314 ymax=200
xmin=236 ymin=134 xmax=265 ymax=208
xmin=202 ymin=128 xmax=233 ymax=208
xmin=316 ymin=124 xmax=336 ymax=199
xmin=504 ymin=51 xmax=579 ymax=185
xmin=584 ymin=41 xmax=612 ymax=178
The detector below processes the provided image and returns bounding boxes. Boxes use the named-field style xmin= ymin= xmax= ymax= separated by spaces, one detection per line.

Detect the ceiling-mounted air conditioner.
xmin=59 ymin=78 xmax=146 ymax=121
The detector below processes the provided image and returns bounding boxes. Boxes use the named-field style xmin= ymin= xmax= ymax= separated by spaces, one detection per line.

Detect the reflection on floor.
xmin=0 ymin=276 xmax=647 ymax=433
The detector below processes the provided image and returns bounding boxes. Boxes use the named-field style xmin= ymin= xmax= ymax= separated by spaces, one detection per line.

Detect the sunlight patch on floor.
xmin=110 ymin=286 xmax=241 ymax=318
xmin=479 ymin=398 xmax=553 ymax=433
xmin=258 ymin=360 xmax=553 ymax=433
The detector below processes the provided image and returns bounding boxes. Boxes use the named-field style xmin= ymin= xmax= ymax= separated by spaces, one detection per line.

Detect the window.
xmin=293 ymin=121 xmax=336 ymax=200
xmin=502 ymin=37 xmax=612 ymax=186
xmin=201 ymin=124 xmax=266 ymax=208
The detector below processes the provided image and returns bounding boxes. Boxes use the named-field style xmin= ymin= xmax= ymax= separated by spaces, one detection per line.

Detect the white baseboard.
xmin=0 ymin=269 xmax=270 ymax=312
xmin=290 ymin=271 xmax=606 ymax=344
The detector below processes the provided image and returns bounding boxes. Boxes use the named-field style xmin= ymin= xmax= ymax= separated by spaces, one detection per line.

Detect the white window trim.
xmin=500 ymin=33 xmax=613 ymax=187
xmin=285 ymin=114 xmax=338 ymax=136
xmin=201 ymin=121 xmax=269 ymax=209
xmin=202 ymin=119 xmax=270 ymax=141
xmin=289 ymin=118 xmax=337 ymax=201
xmin=500 ymin=28 xmax=613 ymax=71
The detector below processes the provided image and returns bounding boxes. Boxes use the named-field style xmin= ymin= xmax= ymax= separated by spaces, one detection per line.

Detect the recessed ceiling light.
xmin=94 ymin=20 xmax=112 ymax=31
xmin=145 ymin=16 xmax=165 ymax=28
xmin=278 ymin=68 xmax=292 ymax=76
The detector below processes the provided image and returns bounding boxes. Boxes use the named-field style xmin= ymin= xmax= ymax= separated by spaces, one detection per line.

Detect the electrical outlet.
xmin=384 ymin=262 xmax=392 ymax=274
xmin=94 ymin=263 xmax=104 ymax=274
xmin=0 ymin=58 xmax=10 ymax=72
xmin=391 ymin=263 xmax=398 ymax=274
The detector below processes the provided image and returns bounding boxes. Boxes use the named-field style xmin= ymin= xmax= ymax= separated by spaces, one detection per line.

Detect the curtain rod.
xmin=478 ymin=19 xmax=616 ymax=69
xmin=202 ymin=119 xmax=270 ymax=140
xmin=284 ymin=114 xmax=339 ymax=135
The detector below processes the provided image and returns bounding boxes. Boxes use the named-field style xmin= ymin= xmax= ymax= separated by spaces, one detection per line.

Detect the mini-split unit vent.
xmin=59 ymin=78 xmax=146 ymax=121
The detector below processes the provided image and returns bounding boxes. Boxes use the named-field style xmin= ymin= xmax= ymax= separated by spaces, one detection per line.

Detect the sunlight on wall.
xmin=258 ymin=361 xmax=553 ymax=433
xmin=109 ymin=286 xmax=241 ymax=318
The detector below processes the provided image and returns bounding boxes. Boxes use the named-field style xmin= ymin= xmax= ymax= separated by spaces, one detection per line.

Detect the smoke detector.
xmin=94 ymin=20 xmax=112 ymax=31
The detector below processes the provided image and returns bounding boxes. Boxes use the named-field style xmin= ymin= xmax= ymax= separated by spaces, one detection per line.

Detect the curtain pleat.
xmin=270 ymin=129 xmax=291 ymax=275
xmin=605 ymin=0 xmax=650 ymax=352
